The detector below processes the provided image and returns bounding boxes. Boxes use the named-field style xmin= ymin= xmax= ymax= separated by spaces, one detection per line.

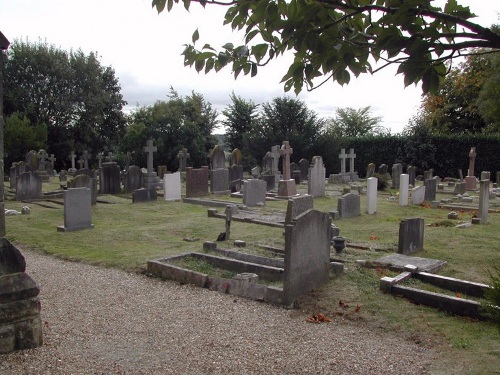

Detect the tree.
xmin=4 ymin=40 xmax=127 ymax=169
xmin=417 ymin=46 xmax=500 ymax=134
xmin=122 ymin=89 xmax=218 ymax=170
xmin=248 ymin=96 xmax=324 ymax=163
xmin=221 ymin=93 xmax=259 ymax=167
xmin=152 ymin=0 xmax=500 ymax=95
xmin=4 ymin=113 xmax=47 ymax=169
xmin=325 ymin=106 xmax=387 ymax=137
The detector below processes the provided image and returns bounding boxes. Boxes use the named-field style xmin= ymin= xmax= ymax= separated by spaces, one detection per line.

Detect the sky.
xmin=1 ymin=0 xmax=499 ymax=134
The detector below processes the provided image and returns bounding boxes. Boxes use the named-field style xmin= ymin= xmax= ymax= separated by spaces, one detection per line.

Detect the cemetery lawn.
xmin=4 ymin=182 xmax=500 ymax=374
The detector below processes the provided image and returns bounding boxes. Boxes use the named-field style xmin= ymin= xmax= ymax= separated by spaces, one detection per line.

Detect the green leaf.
xmin=222 ymin=43 xmax=234 ymax=51
xmin=183 ymin=0 xmax=191 ymax=11
xmin=153 ymin=0 xmax=166 ymax=13
xmin=251 ymin=62 xmax=257 ymax=77
xmin=192 ymin=29 xmax=199 ymax=44
xmin=195 ymin=59 xmax=204 ymax=72
xmin=167 ymin=0 xmax=173 ymax=12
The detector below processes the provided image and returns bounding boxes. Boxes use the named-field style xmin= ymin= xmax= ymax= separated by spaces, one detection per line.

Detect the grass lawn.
xmin=4 ymin=179 xmax=500 ymax=374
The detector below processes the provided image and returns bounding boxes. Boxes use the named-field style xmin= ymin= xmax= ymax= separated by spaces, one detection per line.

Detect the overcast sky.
xmin=2 ymin=1 xmax=499 ymax=134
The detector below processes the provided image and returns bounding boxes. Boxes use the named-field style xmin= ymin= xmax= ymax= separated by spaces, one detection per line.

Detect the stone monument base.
xmin=143 ymin=173 xmax=162 ymax=189
xmin=464 ymin=175 xmax=477 ymax=191
xmin=277 ymin=179 xmax=297 ymax=198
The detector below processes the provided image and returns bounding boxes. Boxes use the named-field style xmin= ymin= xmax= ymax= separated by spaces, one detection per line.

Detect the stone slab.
xmin=371 ymin=254 xmax=447 ymax=273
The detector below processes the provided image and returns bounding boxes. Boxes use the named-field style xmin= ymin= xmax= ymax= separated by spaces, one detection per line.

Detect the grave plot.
xmin=149 ymin=209 xmax=343 ymax=307
xmin=380 ymin=264 xmax=493 ymax=319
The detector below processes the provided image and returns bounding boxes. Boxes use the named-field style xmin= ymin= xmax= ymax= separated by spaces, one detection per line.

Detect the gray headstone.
xmin=243 ymin=179 xmax=267 ymax=207
xmin=210 ymin=145 xmax=226 ymax=170
xmin=228 ymin=165 xmax=244 ymax=192
xmin=398 ymin=218 xmax=424 ymax=254
xmin=123 ymin=165 xmax=143 ymax=193
xmin=338 ymin=192 xmax=361 ymax=219
xmin=411 ymin=185 xmax=426 ymax=205
xmin=57 ymin=188 xmax=94 ymax=232
xmin=15 ymin=172 xmax=42 ymax=201
xmin=366 ymin=163 xmax=376 ymax=178
xmin=307 ymin=156 xmax=325 ymax=197
xmin=424 ymin=178 xmax=437 ymax=201
xmin=210 ymin=168 xmax=230 ymax=193
xmin=100 ymin=162 xmax=121 ymax=194
xmin=283 ymin=210 xmax=332 ymax=306
xmin=298 ymin=159 xmax=309 ymax=181
xmin=378 ymin=164 xmax=388 ymax=175
xmin=392 ymin=163 xmax=403 ymax=189
xmin=407 ymin=165 xmax=416 ymax=186
xmin=285 ymin=195 xmax=314 ymax=224
xmin=132 ymin=188 xmax=158 ymax=203
xmin=67 ymin=174 xmax=97 ymax=205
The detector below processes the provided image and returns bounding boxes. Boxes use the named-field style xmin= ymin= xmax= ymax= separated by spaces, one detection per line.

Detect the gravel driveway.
xmin=0 ymin=248 xmax=436 ymax=374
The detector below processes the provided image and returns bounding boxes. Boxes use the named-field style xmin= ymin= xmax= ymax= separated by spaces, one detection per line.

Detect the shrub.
xmin=373 ymin=173 xmax=389 ymax=191
xmin=482 ymin=265 xmax=500 ymax=328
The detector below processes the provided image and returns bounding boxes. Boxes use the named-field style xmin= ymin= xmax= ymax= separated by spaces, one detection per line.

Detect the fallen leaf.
xmin=353 ymin=305 xmax=362 ymax=313
xmin=455 ymin=292 xmax=462 ymax=298
xmin=338 ymin=300 xmax=349 ymax=308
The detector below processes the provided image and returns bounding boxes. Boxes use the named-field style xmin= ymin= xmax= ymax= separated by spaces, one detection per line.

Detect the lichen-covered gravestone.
xmin=0 ymin=238 xmax=43 ymax=353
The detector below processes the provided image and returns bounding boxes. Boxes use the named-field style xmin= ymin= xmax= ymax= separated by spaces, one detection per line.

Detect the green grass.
xmin=4 ymin=180 xmax=500 ymax=374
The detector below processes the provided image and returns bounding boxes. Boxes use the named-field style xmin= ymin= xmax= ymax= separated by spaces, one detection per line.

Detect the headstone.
xmin=99 ymin=161 xmax=121 ymax=194
xmin=366 ymin=163 xmax=376 ymax=178
xmin=467 ymin=146 xmax=476 ymax=177
xmin=48 ymin=153 xmax=56 ymax=170
xmin=478 ymin=179 xmax=489 ymax=224
xmin=35 ymin=150 xmax=50 ymax=181
xmin=307 ymin=156 xmax=325 ymax=197
xmin=67 ymin=174 xmax=97 ymax=205
xmin=292 ymin=169 xmax=301 ymax=185
xmin=339 ymin=148 xmax=348 ymax=174
xmin=77 ymin=159 xmax=84 ymax=170
xmin=251 ymin=166 xmax=260 ymax=178
xmin=59 ymin=170 xmax=67 ymax=183
xmin=398 ymin=218 xmax=424 ymax=254
xmin=68 ymin=151 xmax=77 ymax=173
xmin=132 ymin=188 xmax=158 ymax=203
xmin=97 ymin=152 xmax=103 ymax=169
xmin=15 ymin=172 xmax=42 ymax=201
xmin=229 ymin=148 xmax=242 ymax=166
xmin=378 ymin=164 xmax=388 ymax=175
xmin=157 ymin=165 xmax=167 ymax=180
xmin=10 ymin=161 xmax=31 ymax=190
xmin=210 ymin=168 xmax=230 ymax=194
xmin=228 ymin=164 xmax=244 ymax=192
xmin=210 ymin=145 xmax=226 ymax=170
xmin=25 ymin=150 xmax=38 ymax=171
xmin=366 ymin=177 xmax=377 ymax=214
xmin=453 ymin=182 xmax=466 ymax=195
xmin=82 ymin=150 xmax=90 ymax=169
xmin=185 ymin=167 xmax=209 ymax=198
xmin=337 ymin=192 xmax=361 ymax=219
xmin=143 ymin=139 xmax=161 ymax=189
xmin=480 ymin=171 xmax=490 ymax=181
xmin=74 ymin=168 xmax=95 ymax=180
xmin=270 ymin=145 xmax=280 ymax=174
xmin=123 ymin=165 xmax=143 ymax=193
xmin=423 ymin=169 xmax=433 ymax=181
xmin=262 ymin=174 xmax=276 ymax=192
xmin=285 ymin=195 xmax=313 ymax=224
xmin=290 ymin=162 xmax=300 ymax=178
xmin=177 ymin=148 xmax=190 ymax=171
xmin=243 ymin=179 xmax=267 ymax=207
xmin=163 ymin=172 xmax=181 ymax=201
xmin=44 ymin=161 xmax=54 ymax=176
xmin=298 ymin=158 xmax=309 ymax=181
xmin=411 ymin=185 xmax=426 ymax=205
xmin=392 ymin=163 xmax=403 ymax=189
xmin=125 ymin=151 xmax=132 ymax=171
xmin=424 ymin=178 xmax=436 ymax=201
xmin=57 ymin=188 xmax=94 ymax=232
xmin=399 ymin=174 xmax=409 ymax=206
xmin=277 ymin=141 xmax=297 ymax=197
xmin=0 ymin=239 xmax=43 ymax=353
xmin=347 ymin=148 xmax=357 ymax=180
xmin=283 ymin=210 xmax=332 ymax=306
xmin=407 ymin=165 xmax=416 ymax=186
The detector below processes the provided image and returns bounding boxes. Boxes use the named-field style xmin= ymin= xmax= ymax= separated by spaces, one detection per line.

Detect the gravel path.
xmin=0 ymin=248 xmax=436 ymax=374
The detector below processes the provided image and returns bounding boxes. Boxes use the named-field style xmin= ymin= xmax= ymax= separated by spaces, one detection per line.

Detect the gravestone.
xmin=337 ymin=192 xmax=361 ymax=219
xmin=77 ymin=159 xmax=85 ymax=170
xmin=453 ymin=182 xmax=466 ymax=195
xmin=251 ymin=166 xmax=260 ymax=178
xmin=243 ymin=179 xmax=267 ymax=207
xmin=44 ymin=161 xmax=55 ymax=176
xmin=10 ymin=161 xmax=31 ymax=190
xmin=177 ymin=148 xmax=190 ymax=172
xmin=366 ymin=177 xmax=377 ymax=214
xmin=478 ymin=179 xmax=489 ymax=224
xmin=290 ymin=162 xmax=300 ymax=179
xmin=398 ymin=218 xmax=424 ymax=254
xmin=262 ymin=152 xmax=274 ymax=174
xmin=67 ymin=174 xmax=97 ymax=205
xmin=277 ymin=141 xmax=297 ymax=197
xmin=378 ymin=164 xmax=388 ymax=175
xmin=143 ymin=139 xmax=161 ymax=189
xmin=292 ymin=169 xmax=301 ymax=185
xmin=230 ymin=148 xmax=242 ymax=167
xmin=125 ymin=151 xmax=132 ymax=171
xmin=15 ymin=172 xmax=42 ymax=201
xmin=132 ymin=188 xmax=158 ymax=203
xmin=411 ymin=185 xmax=426 ymax=205
xmin=339 ymin=148 xmax=348 ymax=174
xmin=298 ymin=158 xmax=309 ymax=181
xmin=285 ymin=194 xmax=313 ymax=224
xmin=480 ymin=171 xmax=490 ymax=181
xmin=82 ymin=150 xmax=90 ymax=169
xmin=97 ymin=152 xmax=103 ymax=169
xmin=407 ymin=165 xmax=416 ymax=186
xmin=424 ymin=178 xmax=437 ymax=201
xmin=228 ymin=164 xmax=244 ymax=192
xmin=283 ymin=210 xmax=332 ymax=306
xmin=210 ymin=145 xmax=226 ymax=170
xmin=185 ymin=167 xmax=209 ymax=198
xmin=392 ymin=163 xmax=403 ymax=189
xmin=67 ymin=151 xmax=77 ymax=174
xmin=366 ymin=163 xmax=376 ymax=178
xmin=164 ymin=172 xmax=181 ymax=201
xmin=57 ymin=188 xmax=94 ymax=232
xmin=157 ymin=165 xmax=167 ymax=180
xmin=399 ymin=174 xmax=409 ymax=206
xmin=25 ymin=150 xmax=38 ymax=171
xmin=74 ymin=168 xmax=95 ymax=180
xmin=123 ymin=165 xmax=143 ymax=193
xmin=262 ymin=174 xmax=276 ymax=192
xmin=99 ymin=161 xmax=121 ymax=194
xmin=465 ymin=146 xmax=477 ymax=190
xmin=0 ymin=238 xmax=43 ymax=353
xmin=210 ymin=168 xmax=230 ymax=194
xmin=423 ymin=169 xmax=433 ymax=181
xmin=347 ymin=148 xmax=358 ymax=181
xmin=35 ymin=150 xmax=50 ymax=182
xmin=307 ymin=156 xmax=325 ymax=197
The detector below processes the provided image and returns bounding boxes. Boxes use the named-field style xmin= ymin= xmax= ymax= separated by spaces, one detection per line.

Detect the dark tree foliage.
xmin=121 ymin=89 xmax=218 ymax=171
xmin=3 ymin=40 xmax=127 ymax=169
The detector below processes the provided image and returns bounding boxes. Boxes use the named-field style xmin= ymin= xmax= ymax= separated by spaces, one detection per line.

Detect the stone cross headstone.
xmin=68 ymin=151 xmax=77 ymax=173
xmin=338 ymin=148 xmax=348 ymax=174
xmin=270 ymin=145 xmax=280 ymax=174
xmin=48 ymin=154 xmax=56 ymax=170
xmin=280 ymin=141 xmax=293 ymax=180
xmin=37 ymin=150 xmax=48 ymax=171
xmin=177 ymin=148 xmax=190 ymax=172
xmin=347 ymin=148 xmax=356 ymax=175
xmin=468 ymin=146 xmax=476 ymax=177
xmin=77 ymin=159 xmax=84 ymax=170
xmin=105 ymin=152 xmax=115 ymax=162
xmin=143 ymin=139 xmax=157 ymax=174
xmin=82 ymin=150 xmax=90 ymax=169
